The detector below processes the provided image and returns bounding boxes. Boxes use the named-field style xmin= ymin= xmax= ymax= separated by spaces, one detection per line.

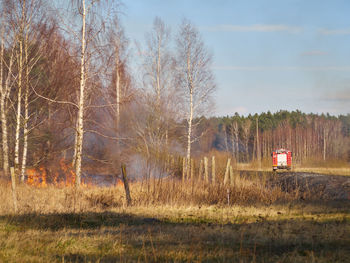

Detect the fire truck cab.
xmin=272 ymin=149 xmax=292 ymax=171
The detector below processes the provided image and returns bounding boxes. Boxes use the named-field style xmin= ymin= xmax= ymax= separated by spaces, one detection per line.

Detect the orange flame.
xmin=26 ymin=166 xmax=47 ymax=188
xmin=39 ymin=167 xmax=47 ymax=187
xmin=116 ymin=178 xmax=124 ymax=187
xmin=25 ymin=158 xmax=95 ymax=188
xmin=59 ymin=158 xmax=76 ymax=187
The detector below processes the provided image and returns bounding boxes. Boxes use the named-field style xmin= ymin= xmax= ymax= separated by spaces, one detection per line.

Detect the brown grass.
xmin=0 ymin=174 xmax=349 ymax=262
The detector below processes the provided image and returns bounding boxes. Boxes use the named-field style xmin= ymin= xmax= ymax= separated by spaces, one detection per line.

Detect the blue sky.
xmin=122 ymin=0 xmax=350 ymax=116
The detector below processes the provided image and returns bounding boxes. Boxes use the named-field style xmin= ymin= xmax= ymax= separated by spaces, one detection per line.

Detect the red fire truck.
xmin=272 ymin=149 xmax=292 ymax=171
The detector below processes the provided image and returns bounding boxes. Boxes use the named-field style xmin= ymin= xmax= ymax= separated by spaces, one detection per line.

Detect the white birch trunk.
xmin=234 ymin=122 xmax=239 ymax=162
xmin=0 ymin=35 xmax=10 ymax=178
xmin=323 ymin=127 xmax=328 ymax=161
xmin=186 ymin=49 xmax=193 ymax=175
xmin=20 ymin=86 xmax=28 ymax=182
xmin=115 ymin=44 xmax=120 ymax=129
xmin=20 ymin=33 xmax=30 ymax=182
xmin=74 ymin=0 xmax=87 ymax=186
xmin=186 ymin=90 xmax=193 ymax=174
xmin=14 ymin=40 xmax=23 ymax=175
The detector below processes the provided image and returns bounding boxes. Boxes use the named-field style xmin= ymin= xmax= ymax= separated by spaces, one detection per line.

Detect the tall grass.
xmin=0 ymin=171 xmax=311 ymax=215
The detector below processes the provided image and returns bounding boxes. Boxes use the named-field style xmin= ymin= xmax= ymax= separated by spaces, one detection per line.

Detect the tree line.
xmin=191 ymin=111 xmax=350 ymax=163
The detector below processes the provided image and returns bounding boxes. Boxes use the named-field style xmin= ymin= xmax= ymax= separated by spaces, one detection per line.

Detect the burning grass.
xmin=0 ymin=173 xmax=349 ymax=262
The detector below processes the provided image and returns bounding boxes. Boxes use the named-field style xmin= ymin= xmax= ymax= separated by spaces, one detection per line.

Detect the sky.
xmin=122 ymin=0 xmax=350 ymax=116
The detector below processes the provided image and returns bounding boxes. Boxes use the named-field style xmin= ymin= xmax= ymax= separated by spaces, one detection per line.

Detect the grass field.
xmin=0 ymin=171 xmax=349 ymax=262
xmin=0 ymin=203 xmax=349 ymax=262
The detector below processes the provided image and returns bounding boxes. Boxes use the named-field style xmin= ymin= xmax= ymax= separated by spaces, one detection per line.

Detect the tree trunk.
xmin=0 ymin=94 xmax=9 ymax=178
xmin=224 ymin=125 xmax=229 ymax=152
xmin=233 ymin=122 xmax=239 ymax=162
xmin=74 ymin=0 xmax=87 ymax=186
xmin=186 ymin=72 xmax=193 ymax=177
xmin=20 ymin=37 xmax=30 ymax=182
xmin=0 ymin=38 xmax=13 ymax=179
xmin=115 ymin=43 xmax=120 ymax=129
xmin=323 ymin=127 xmax=327 ymax=161
xmin=256 ymin=117 xmax=261 ymax=169
xmin=14 ymin=40 xmax=23 ymax=175
xmin=230 ymin=125 xmax=235 ymax=158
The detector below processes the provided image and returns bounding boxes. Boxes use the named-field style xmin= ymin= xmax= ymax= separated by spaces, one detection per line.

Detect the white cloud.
xmin=203 ymin=24 xmax=302 ymax=33
xmin=213 ymin=66 xmax=350 ymax=72
xmin=319 ymin=28 xmax=350 ymax=35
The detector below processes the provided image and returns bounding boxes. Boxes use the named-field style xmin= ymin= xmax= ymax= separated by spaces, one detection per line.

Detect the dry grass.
xmin=0 ymin=175 xmax=349 ymax=262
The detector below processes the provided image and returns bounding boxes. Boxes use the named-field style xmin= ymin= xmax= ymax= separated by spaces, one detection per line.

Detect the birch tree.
xmin=139 ymin=17 xmax=178 ymax=165
xmin=143 ymin=17 xmax=173 ymax=116
xmin=4 ymin=0 xmax=46 ymax=181
xmin=68 ymin=0 xmax=109 ymax=186
xmin=73 ymin=0 xmax=88 ymax=186
xmin=20 ymin=9 xmax=43 ymax=181
xmin=175 ymin=19 xmax=215 ymax=172
xmin=0 ymin=27 xmax=14 ymax=179
xmin=105 ymin=15 xmax=130 ymax=134
xmin=0 ymin=0 xmax=22 ymax=179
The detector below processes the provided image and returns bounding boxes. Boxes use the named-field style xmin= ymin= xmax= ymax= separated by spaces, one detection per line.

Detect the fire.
xmin=25 ymin=158 xmax=77 ymax=188
xmin=116 ymin=178 xmax=124 ymax=187
xmin=25 ymin=158 xmax=95 ymax=188
xmin=26 ymin=166 xmax=47 ymax=188
xmin=39 ymin=167 xmax=47 ymax=187
xmin=52 ymin=172 xmax=59 ymax=186
xmin=26 ymin=168 xmax=36 ymax=186
xmin=59 ymin=158 xmax=76 ymax=186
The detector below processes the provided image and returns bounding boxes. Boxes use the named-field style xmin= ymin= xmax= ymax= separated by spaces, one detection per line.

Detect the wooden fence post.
xmin=229 ymin=165 xmax=234 ymax=186
xmin=182 ymin=157 xmax=186 ymax=182
xmin=121 ymin=164 xmax=132 ymax=206
xmin=10 ymin=167 xmax=18 ymax=213
xmin=224 ymin=158 xmax=231 ymax=185
xmin=212 ymin=156 xmax=215 ymax=184
xmin=204 ymin=157 xmax=208 ymax=183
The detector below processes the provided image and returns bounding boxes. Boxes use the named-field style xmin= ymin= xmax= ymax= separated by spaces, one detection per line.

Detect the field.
xmin=0 ymin=170 xmax=349 ymax=263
